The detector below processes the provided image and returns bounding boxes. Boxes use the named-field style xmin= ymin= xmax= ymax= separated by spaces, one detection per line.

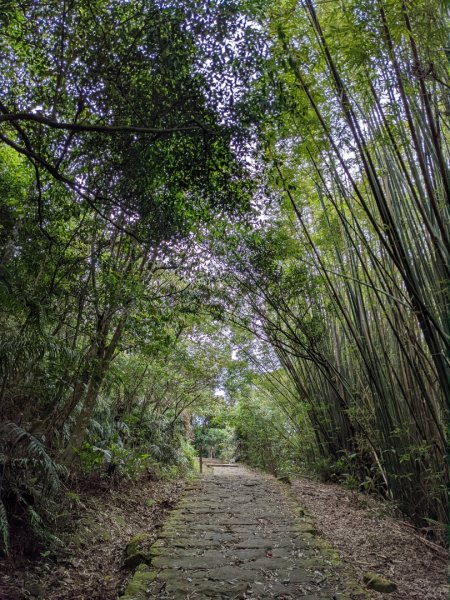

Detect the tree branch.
xmin=0 ymin=112 xmax=210 ymax=135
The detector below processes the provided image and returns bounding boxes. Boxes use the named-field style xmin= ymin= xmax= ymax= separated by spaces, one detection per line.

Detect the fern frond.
xmin=0 ymin=421 xmax=61 ymax=494
xmin=26 ymin=505 xmax=43 ymax=528
xmin=0 ymin=499 xmax=10 ymax=553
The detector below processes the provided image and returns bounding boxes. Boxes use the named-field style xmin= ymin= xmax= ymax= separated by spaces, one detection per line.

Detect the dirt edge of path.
xmin=0 ymin=475 xmax=189 ymax=600
xmin=290 ymin=476 xmax=447 ymax=600
xmin=273 ymin=475 xmax=370 ymax=600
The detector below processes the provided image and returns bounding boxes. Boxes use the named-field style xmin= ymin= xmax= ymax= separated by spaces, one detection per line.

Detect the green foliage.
xmin=0 ymin=421 xmax=64 ymax=553
xmin=0 ymin=0 xmax=447 ymax=554
xmin=194 ymin=426 xmax=235 ymax=461
xmin=0 ymin=0 xmax=265 ymax=555
xmin=76 ymin=442 xmax=155 ymax=480
xmin=312 ymin=452 xmax=367 ymax=491
xmin=178 ymin=439 xmax=199 ymax=471
xmin=232 ymin=384 xmax=304 ymax=477
xmin=209 ymin=0 xmax=449 ymax=537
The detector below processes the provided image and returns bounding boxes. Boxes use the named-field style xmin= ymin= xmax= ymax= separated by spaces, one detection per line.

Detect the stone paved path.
xmin=144 ymin=465 xmax=352 ymax=599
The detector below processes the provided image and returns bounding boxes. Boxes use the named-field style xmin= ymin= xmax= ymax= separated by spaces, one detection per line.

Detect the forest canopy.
xmin=0 ymin=0 xmax=448 ymax=554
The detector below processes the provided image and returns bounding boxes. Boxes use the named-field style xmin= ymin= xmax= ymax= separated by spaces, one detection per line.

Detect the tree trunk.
xmin=62 ymin=314 xmax=126 ymax=465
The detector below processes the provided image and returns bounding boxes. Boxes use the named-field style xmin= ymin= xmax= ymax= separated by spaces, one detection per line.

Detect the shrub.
xmin=0 ymin=421 xmax=65 ymax=554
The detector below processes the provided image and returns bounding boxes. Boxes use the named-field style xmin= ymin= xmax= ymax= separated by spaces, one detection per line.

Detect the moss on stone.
xmin=297 ymin=520 xmax=316 ymax=535
xmin=158 ymin=525 xmax=182 ymax=539
xmin=114 ymin=515 xmax=127 ymax=527
xmin=123 ymin=532 xmax=153 ymax=568
xmin=119 ymin=564 xmax=157 ymax=600
xmin=363 ymin=572 xmax=397 ymax=593
xmin=126 ymin=532 xmax=152 ymax=557
xmin=148 ymin=544 xmax=162 ymax=557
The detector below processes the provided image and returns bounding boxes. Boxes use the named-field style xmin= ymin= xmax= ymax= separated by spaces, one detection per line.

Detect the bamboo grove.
xmin=0 ymin=0 xmax=448 ymax=553
xmin=220 ymin=0 xmax=448 ymax=533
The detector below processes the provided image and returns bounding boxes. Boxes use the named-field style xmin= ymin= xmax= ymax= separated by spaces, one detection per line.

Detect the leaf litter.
xmin=291 ymin=477 xmax=447 ymax=600
xmin=0 ymin=476 xmax=186 ymax=600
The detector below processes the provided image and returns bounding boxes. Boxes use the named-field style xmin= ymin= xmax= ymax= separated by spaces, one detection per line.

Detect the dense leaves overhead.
xmin=0 ymin=0 xmax=448 ymax=558
xmin=0 ymin=0 xmax=268 ymax=241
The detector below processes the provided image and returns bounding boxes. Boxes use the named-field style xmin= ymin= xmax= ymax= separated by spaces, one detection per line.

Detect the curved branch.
xmin=0 ymin=132 xmax=144 ymax=243
xmin=0 ymin=112 xmax=210 ymax=135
